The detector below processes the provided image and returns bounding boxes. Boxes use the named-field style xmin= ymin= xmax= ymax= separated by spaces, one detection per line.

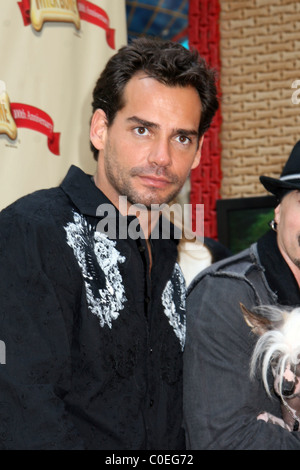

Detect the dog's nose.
xmin=281 ymin=378 xmax=295 ymax=396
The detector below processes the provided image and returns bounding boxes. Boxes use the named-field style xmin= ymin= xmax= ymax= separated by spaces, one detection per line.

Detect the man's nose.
xmin=147 ymin=138 xmax=172 ymax=167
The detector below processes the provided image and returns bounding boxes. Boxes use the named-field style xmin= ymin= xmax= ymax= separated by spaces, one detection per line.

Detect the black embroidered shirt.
xmin=0 ymin=166 xmax=186 ymax=450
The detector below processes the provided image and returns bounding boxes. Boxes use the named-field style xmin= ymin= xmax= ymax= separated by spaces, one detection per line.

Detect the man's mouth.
xmin=137 ymin=174 xmax=172 ymax=188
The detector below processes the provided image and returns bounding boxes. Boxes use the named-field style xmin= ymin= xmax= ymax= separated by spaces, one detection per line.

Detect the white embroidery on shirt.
xmin=161 ymin=263 xmax=186 ymax=350
xmin=64 ymin=212 xmax=126 ymax=328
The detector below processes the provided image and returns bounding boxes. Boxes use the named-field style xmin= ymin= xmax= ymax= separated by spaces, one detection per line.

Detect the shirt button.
xmin=150 ymin=399 xmax=154 ymax=407
xmin=145 ymin=296 xmax=150 ymax=304
xmin=138 ymin=245 xmax=146 ymax=253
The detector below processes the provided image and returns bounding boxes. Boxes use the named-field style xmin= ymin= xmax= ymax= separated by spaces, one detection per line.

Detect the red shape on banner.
xmin=77 ymin=0 xmax=116 ymax=49
xmin=10 ymin=103 xmax=60 ymax=155
xmin=188 ymin=0 xmax=222 ymax=239
xmin=17 ymin=0 xmax=30 ymax=25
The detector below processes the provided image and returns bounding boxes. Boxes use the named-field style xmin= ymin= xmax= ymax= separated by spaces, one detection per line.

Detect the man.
xmin=0 ymin=37 xmax=218 ymax=449
xmin=184 ymin=141 xmax=300 ymax=449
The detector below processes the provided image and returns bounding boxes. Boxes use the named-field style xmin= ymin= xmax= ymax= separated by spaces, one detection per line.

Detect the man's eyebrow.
xmin=127 ymin=116 xmax=199 ymax=137
xmin=176 ymin=128 xmax=199 ymax=138
xmin=127 ymin=116 xmax=159 ymax=129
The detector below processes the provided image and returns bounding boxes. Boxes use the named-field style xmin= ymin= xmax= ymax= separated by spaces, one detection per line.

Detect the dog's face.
xmin=273 ymin=360 xmax=300 ymax=431
xmin=241 ymin=302 xmax=300 ymax=431
xmin=272 ymin=360 xmax=300 ymax=398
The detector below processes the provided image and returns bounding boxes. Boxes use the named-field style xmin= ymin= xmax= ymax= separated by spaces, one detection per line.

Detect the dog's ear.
xmin=240 ymin=302 xmax=272 ymax=336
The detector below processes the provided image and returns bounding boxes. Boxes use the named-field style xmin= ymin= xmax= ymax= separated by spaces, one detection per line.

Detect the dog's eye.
xmin=270 ymin=359 xmax=278 ymax=369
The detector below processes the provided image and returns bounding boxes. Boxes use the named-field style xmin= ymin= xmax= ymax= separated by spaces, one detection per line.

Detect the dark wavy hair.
xmin=90 ymin=37 xmax=219 ymax=160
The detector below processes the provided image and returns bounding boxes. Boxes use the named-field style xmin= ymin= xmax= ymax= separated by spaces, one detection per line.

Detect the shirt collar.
xmin=60 ymin=165 xmax=179 ymax=244
xmin=257 ymin=229 xmax=300 ymax=306
xmin=60 ymin=165 xmax=115 ymax=217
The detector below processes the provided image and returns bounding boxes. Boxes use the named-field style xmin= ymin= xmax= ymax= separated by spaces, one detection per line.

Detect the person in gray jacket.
xmin=183 ymin=141 xmax=300 ymax=449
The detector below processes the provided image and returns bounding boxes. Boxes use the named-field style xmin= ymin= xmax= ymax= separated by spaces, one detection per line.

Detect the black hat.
xmin=260 ymin=140 xmax=300 ymax=199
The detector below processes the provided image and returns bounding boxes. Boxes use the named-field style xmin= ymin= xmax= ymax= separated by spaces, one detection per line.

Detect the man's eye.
xmin=176 ymin=135 xmax=191 ymax=145
xmin=134 ymin=127 xmax=149 ymax=135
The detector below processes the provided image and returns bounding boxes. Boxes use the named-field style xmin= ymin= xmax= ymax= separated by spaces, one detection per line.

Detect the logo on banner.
xmin=0 ymin=82 xmax=17 ymax=141
xmin=17 ymin=0 xmax=115 ymax=48
xmin=0 ymin=81 xmax=60 ymax=155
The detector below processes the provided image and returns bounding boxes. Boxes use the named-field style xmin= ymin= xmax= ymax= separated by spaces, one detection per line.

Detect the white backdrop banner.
xmin=0 ymin=0 xmax=127 ymax=210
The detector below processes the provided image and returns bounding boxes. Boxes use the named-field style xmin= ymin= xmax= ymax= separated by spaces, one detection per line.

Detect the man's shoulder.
xmin=187 ymin=246 xmax=258 ymax=293
xmin=0 ymin=186 xmax=68 ymax=226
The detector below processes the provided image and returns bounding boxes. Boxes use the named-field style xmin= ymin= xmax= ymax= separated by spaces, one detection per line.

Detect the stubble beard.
xmin=104 ymin=144 xmax=184 ymax=210
xmin=289 ymin=235 xmax=300 ymax=270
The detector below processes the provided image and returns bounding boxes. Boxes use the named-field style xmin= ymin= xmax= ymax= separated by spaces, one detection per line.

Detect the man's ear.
xmin=191 ymin=135 xmax=204 ymax=170
xmin=274 ymin=203 xmax=281 ymax=226
xmin=90 ymin=109 xmax=108 ymax=151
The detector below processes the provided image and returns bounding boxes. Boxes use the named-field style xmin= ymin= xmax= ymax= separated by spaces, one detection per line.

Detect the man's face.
xmin=275 ymin=190 xmax=300 ymax=271
xmin=91 ymin=72 xmax=202 ymax=210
